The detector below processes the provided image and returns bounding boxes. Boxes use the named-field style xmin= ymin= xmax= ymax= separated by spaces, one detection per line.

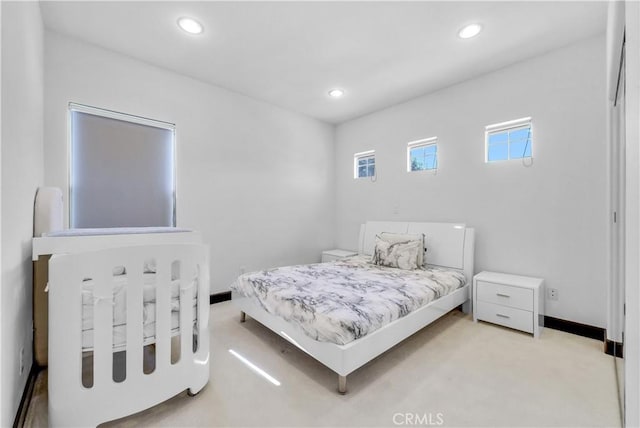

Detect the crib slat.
xmin=197 ymin=247 xmax=211 ymax=356
xmin=126 ymin=261 xmax=144 ymax=377
xmin=155 ymin=251 xmax=172 ymax=371
xmin=93 ymin=266 xmax=113 ymax=388
xmin=180 ymin=257 xmax=195 ymax=360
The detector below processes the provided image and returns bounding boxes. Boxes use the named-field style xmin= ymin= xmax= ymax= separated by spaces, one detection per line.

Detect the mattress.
xmin=230 ymin=255 xmax=466 ymax=345
xmin=80 ymin=273 xmax=197 ymax=351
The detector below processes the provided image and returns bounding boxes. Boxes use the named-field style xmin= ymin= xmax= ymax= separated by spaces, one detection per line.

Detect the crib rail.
xmin=48 ymin=243 xmax=210 ymax=427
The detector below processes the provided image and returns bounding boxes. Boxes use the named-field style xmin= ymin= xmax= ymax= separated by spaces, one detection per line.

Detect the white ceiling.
xmin=40 ymin=1 xmax=607 ymax=124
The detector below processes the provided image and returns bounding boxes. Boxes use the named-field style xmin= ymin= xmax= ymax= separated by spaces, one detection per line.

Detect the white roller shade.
xmin=69 ymin=104 xmax=176 ymax=228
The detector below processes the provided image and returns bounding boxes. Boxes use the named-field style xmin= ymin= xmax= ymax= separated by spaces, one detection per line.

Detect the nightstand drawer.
xmin=476 ymin=280 xmax=533 ymax=311
xmin=476 ymin=301 xmax=533 ymax=334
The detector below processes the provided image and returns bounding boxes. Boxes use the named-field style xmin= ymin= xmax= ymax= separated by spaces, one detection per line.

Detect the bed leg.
xmin=240 ymin=311 xmax=246 ymax=323
xmin=338 ymin=375 xmax=347 ymax=394
xmin=462 ymin=300 xmax=471 ymax=315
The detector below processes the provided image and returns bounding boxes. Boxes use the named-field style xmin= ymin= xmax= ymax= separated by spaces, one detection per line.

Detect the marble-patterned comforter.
xmin=230 ymin=255 xmax=466 ymax=345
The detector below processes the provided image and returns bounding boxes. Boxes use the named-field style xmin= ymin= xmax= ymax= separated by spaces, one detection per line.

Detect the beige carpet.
xmin=25 ymin=301 xmax=621 ymax=427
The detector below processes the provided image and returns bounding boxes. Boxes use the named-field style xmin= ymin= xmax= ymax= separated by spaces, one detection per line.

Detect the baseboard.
xmin=605 ymin=339 xmax=624 ymax=358
xmin=210 ymin=291 xmax=232 ymax=305
xmin=543 ymin=316 xmax=605 ymax=341
xmin=13 ymin=363 xmax=38 ymax=428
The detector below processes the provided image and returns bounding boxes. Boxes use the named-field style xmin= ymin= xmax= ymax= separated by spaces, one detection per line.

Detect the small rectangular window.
xmin=407 ymin=137 xmax=438 ymax=172
xmin=354 ymin=150 xmax=375 ymax=179
xmin=485 ymin=117 xmax=532 ymax=162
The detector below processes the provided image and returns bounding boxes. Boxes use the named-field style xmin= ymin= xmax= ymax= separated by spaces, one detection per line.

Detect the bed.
xmin=231 ymin=221 xmax=474 ymax=393
xmin=32 ymin=188 xmax=211 ymax=427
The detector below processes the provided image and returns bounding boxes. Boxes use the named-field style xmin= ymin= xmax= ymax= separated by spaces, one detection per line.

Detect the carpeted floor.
xmin=25 ymin=301 xmax=621 ymax=427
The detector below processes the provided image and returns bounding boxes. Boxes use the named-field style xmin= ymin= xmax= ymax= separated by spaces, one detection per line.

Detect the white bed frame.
xmin=232 ymin=221 xmax=474 ymax=393
xmin=47 ymin=243 xmax=210 ymax=427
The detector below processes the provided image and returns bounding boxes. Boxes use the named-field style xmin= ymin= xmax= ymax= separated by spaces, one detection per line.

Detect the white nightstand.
xmin=322 ymin=249 xmax=358 ymax=263
xmin=473 ymin=271 xmax=544 ymax=338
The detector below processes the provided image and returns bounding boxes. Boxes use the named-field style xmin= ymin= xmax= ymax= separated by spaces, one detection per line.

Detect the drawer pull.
xmin=496 ymin=313 xmax=510 ymax=319
xmin=496 ymin=293 xmax=510 ymax=298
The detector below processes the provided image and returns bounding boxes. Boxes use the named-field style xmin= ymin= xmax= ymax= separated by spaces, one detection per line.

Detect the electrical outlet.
xmin=547 ymin=288 xmax=559 ymax=301
xmin=19 ymin=347 xmax=24 ymax=375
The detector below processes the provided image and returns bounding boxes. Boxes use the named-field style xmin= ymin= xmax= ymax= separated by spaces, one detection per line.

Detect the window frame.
xmin=68 ymin=102 xmax=177 ymax=227
xmin=484 ymin=117 xmax=533 ymax=163
xmin=407 ymin=137 xmax=438 ymax=172
xmin=353 ymin=150 xmax=376 ymax=179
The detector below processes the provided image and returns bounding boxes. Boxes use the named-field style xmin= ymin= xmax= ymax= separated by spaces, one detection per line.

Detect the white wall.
xmin=335 ymin=35 xmax=607 ymax=328
xmin=44 ymin=31 xmax=335 ymax=293
xmin=624 ymin=1 xmax=640 ymax=425
xmin=0 ymin=1 xmax=4 ymax=424
xmin=1 ymin=1 xmax=44 ymax=425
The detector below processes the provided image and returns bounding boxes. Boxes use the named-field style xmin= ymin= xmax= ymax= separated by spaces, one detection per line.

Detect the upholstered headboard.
xmin=34 ymin=187 xmax=64 ymax=237
xmin=358 ymin=221 xmax=475 ymax=281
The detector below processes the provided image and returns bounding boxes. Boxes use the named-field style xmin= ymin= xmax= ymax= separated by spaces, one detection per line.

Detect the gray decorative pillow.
xmin=379 ymin=232 xmax=426 ymax=266
xmin=371 ymin=236 xmax=421 ymax=270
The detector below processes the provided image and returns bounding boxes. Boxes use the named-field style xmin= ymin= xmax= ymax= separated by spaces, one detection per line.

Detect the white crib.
xmin=47 ymin=243 xmax=210 ymax=427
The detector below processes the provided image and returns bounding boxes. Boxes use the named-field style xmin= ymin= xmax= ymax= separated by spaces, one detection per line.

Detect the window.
xmin=407 ymin=137 xmax=438 ymax=171
xmin=69 ymin=103 xmax=176 ymax=228
xmin=485 ymin=117 xmax=532 ymax=162
xmin=354 ymin=150 xmax=376 ymax=178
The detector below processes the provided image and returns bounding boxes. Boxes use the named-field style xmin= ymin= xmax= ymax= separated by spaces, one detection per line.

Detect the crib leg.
xmin=240 ymin=311 xmax=246 ymax=323
xmin=338 ymin=375 xmax=347 ymax=394
xmin=187 ymin=388 xmax=202 ymax=397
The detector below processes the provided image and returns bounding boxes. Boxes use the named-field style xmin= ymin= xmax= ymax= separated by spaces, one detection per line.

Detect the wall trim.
xmin=543 ymin=315 xmax=605 ymax=341
xmin=13 ymin=363 xmax=38 ymax=428
xmin=210 ymin=291 xmax=231 ymax=305
xmin=605 ymin=339 xmax=624 ymax=358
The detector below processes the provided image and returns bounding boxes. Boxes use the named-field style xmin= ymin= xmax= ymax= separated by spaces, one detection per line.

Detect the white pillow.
xmin=371 ymin=236 xmax=421 ymax=270
xmin=379 ymin=232 xmax=426 ymax=266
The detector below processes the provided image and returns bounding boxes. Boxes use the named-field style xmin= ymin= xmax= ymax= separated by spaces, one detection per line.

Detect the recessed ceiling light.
xmin=177 ymin=17 xmax=204 ymax=35
xmin=458 ymin=23 xmax=482 ymax=39
xmin=328 ymin=89 xmax=344 ymax=98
